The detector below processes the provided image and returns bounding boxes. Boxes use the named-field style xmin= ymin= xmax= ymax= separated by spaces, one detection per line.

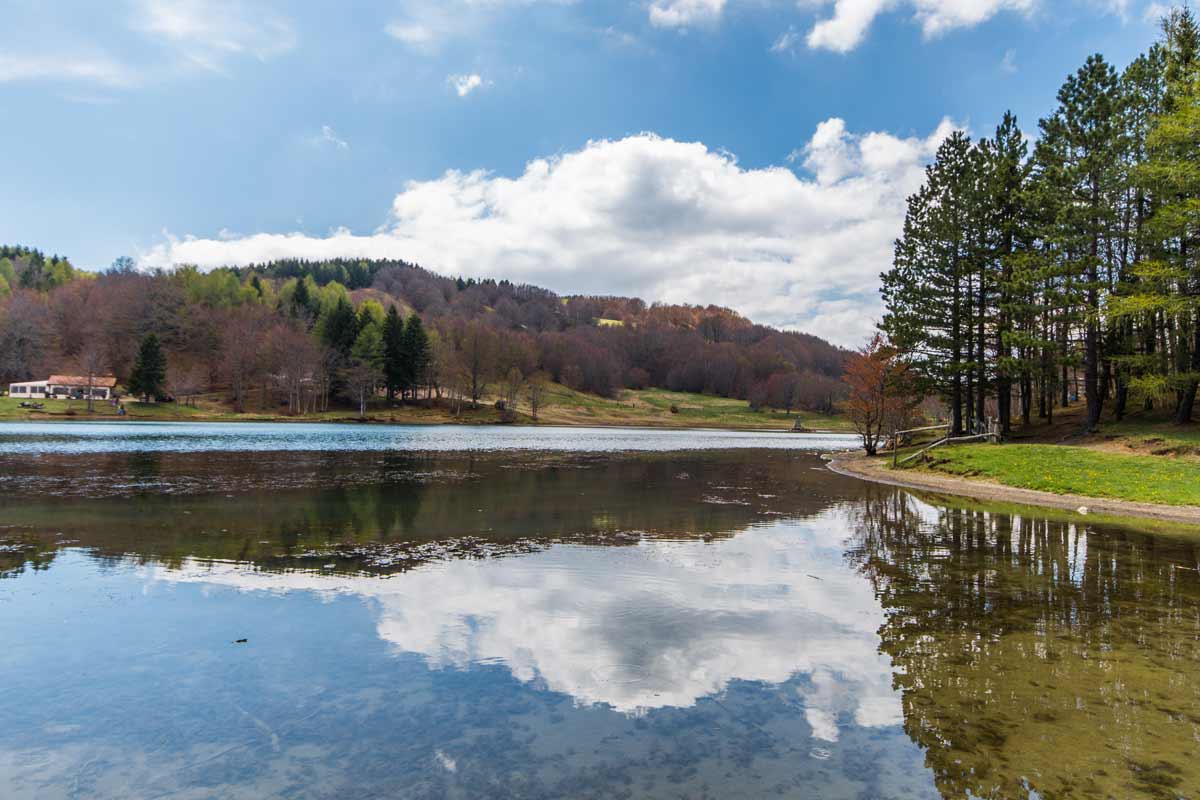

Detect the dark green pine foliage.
xmin=402 ymin=313 xmax=431 ymax=400
xmin=1051 ymin=53 xmax=1125 ymax=431
xmin=383 ymin=305 xmax=406 ymax=400
xmin=290 ymin=278 xmax=314 ymax=321
xmin=881 ymin=131 xmax=984 ymax=434
xmin=321 ymin=297 xmax=360 ymax=358
xmin=128 ymin=333 xmax=167 ymax=401
xmin=982 ymin=111 xmax=1032 ymax=434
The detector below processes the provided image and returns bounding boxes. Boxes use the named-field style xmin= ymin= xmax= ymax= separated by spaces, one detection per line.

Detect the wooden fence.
xmin=891 ymin=419 xmax=1001 ymax=467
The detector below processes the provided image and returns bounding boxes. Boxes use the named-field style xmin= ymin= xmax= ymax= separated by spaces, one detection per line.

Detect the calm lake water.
xmin=1 ymin=423 xmax=1198 ymax=799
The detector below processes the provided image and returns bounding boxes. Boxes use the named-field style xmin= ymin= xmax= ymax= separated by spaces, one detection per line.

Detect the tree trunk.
xmin=1176 ymin=321 xmax=1200 ymax=424
xmin=1084 ymin=188 xmax=1103 ymax=432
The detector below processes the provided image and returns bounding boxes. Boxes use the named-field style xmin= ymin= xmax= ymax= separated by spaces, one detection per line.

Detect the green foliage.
xmin=403 ymin=314 xmax=430 ymax=391
xmin=318 ymin=297 xmax=359 ymax=356
xmin=176 ymin=266 xmax=258 ymax=308
xmin=357 ymin=299 xmax=386 ymax=329
xmin=127 ymin=333 xmax=168 ymax=401
xmin=351 ymin=321 xmax=385 ymax=369
xmin=882 ymin=20 xmax=1200 ymax=431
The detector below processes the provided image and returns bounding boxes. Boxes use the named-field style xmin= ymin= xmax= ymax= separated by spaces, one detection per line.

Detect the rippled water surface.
xmin=0 ymin=421 xmax=858 ymax=454
xmin=2 ymin=424 xmax=1198 ymax=799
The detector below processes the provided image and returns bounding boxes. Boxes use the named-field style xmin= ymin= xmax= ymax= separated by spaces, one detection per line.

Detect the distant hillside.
xmin=0 ymin=250 xmax=847 ymax=416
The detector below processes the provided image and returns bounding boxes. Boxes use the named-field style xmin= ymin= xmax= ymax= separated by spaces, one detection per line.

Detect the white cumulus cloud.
xmin=649 ymin=0 xmax=727 ymax=28
xmin=449 ymin=72 xmax=487 ymax=97
xmin=139 ymin=118 xmax=958 ymax=347
xmin=806 ymin=0 xmax=1035 ymax=52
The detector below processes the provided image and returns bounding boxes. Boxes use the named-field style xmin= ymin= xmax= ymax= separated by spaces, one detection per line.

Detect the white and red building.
xmin=8 ymin=375 xmax=118 ymax=400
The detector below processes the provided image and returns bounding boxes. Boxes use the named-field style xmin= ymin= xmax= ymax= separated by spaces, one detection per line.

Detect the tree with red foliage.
xmin=843 ymin=334 xmax=919 ymax=455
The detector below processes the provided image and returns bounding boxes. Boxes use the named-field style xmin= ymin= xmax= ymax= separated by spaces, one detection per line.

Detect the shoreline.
xmin=0 ymin=414 xmax=851 ymax=435
xmin=828 ymin=453 xmax=1200 ymax=526
xmin=0 ymin=410 xmax=849 ymax=434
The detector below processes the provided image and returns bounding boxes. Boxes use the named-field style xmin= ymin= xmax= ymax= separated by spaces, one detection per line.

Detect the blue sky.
xmin=0 ymin=0 xmax=1167 ymax=345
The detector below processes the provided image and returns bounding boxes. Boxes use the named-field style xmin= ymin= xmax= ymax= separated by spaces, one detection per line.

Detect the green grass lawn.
xmin=0 ymin=397 xmax=246 ymax=420
xmin=0 ymin=386 xmax=852 ymax=431
xmin=538 ymin=385 xmax=853 ymax=431
xmin=1091 ymin=419 xmax=1200 ymax=457
xmin=913 ymin=443 xmax=1200 ymax=507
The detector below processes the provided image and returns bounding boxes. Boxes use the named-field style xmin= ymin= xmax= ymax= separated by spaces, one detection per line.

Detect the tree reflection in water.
xmin=848 ymin=490 xmax=1200 ymax=799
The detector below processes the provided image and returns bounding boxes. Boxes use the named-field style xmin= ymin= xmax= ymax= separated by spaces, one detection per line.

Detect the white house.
xmin=8 ymin=374 xmax=118 ymax=400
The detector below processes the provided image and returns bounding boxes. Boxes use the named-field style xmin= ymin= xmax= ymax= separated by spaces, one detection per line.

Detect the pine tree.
xmin=982 ymin=111 xmax=1032 ymax=434
xmin=343 ymin=322 xmax=385 ymax=417
xmin=383 ymin=305 xmax=405 ymax=401
xmin=881 ymin=131 xmax=984 ymax=434
xmin=1114 ymin=22 xmax=1200 ymax=422
xmin=128 ymin=333 xmax=167 ymax=401
xmin=319 ymin=297 xmax=359 ymax=358
xmin=291 ymin=278 xmax=313 ymax=321
xmin=1052 ymin=53 xmax=1124 ymax=430
xmin=403 ymin=313 xmax=430 ymax=400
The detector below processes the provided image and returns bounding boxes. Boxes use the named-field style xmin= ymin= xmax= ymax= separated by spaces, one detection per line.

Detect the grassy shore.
xmin=912 ymin=443 xmax=1200 ymax=507
xmin=893 ymin=407 xmax=1200 ymax=508
xmin=0 ymin=384 xmax=852 ymax=432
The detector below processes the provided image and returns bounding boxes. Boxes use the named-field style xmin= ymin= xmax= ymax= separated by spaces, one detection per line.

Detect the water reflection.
xmin=0 ymin=450 xmax=862 ymax=573
xmin=156 ymin=511 xmax=898 ymax=722
xmin=3 ymin=446 xmax=1200 ymax=799
xmin=849 ymin=493 xmax=1200 ymax=800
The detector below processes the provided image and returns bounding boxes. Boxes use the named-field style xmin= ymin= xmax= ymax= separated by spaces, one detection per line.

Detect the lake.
xmin=1 ymin=423 xmax=1198 ymax=799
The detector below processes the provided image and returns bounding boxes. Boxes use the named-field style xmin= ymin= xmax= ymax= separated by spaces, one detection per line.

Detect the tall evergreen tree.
xmin=1052 ymin=53 xmax=1125 ymax=430
xmin=1114 ymin=14 xmax=1200 ymax=422
xmin=128 ymin=333 xmax=167 ymax=401
xmin=982 ymin=111 xmax=1032 ymax=434
xmin=403 ymin=313 xmax=431 ymax=400
xmin=383 ymin=305 xmax=406 ymax=401
xmin=319 ymin=297 xmax=359 ymax=358
xmin=881 ymin=131 xmax=984 ymax=434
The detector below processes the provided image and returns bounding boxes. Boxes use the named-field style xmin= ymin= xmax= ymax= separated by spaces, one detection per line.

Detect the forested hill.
xmin=0 ymin=251 xmax=847 ymax=414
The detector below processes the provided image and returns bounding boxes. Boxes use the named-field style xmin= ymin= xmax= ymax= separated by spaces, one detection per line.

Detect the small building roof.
xmin=47 ymin=375 xmax=118 ymax=387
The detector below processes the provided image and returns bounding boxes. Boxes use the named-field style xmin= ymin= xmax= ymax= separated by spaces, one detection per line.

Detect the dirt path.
xmin=828 ymin=454 xmax=1200 ymax=527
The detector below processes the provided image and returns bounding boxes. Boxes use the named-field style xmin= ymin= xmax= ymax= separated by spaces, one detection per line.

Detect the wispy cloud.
xmin=134 ymin=0 xmax=297 ymax=74
xmin=309 ymin=124 xmax=349 ymax=150
xmin=1000 ymin=47 xmax=1017 ymax=73
xmin=384 ymin=21 xmax=437 ymax=49
xmin=448 ymin=73 xmax=488 ymax=97
xmin=0 ymin=52 xmax=139 ymax=88
xmin=1143 ymin=1 xmax=1172 ymax=24
xmin=771 ymin=26 xmax=801 ymax=54
xmin=385 ymin=0 xmax=572 ymax=52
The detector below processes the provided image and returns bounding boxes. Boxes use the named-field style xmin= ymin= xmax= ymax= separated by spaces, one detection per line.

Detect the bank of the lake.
xmin=0 ymin=384 xmax=852 ymax=432
xmin=829 ymin=450 xmax=1200 ymax=526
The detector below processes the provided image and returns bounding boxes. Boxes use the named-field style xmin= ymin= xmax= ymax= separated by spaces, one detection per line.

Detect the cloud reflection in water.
xmin=157 ymin=510 xmax=900 ymax=741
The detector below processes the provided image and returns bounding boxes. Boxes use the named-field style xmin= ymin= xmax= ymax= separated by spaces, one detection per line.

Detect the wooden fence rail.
xmin=891 ymin=419 xmax=999 ymax=467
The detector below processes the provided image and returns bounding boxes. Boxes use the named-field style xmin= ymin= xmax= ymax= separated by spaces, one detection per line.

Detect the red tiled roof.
xmin=47 ymin=375 xmax=118 ymax=387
